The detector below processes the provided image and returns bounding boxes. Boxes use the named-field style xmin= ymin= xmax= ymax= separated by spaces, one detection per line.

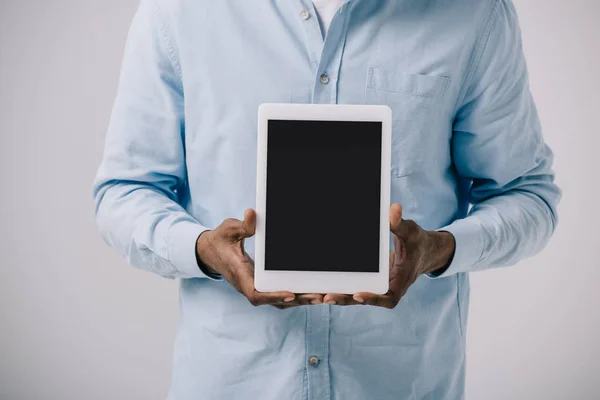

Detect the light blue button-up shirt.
xmin=93 ymin=1 xmax=561 ymax=398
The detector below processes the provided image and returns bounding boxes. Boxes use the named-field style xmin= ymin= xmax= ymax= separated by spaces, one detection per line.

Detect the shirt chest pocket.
xmin=365 ymin=68 xmax=450 ymax=177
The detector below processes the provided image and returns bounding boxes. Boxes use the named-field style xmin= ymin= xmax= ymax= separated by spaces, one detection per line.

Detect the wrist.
xmin=195 ymin=231 xmax=220 ymax=276
xmin=424 ymin=231 xmax=456 ymax=276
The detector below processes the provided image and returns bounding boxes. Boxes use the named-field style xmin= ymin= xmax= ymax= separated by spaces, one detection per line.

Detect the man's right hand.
xmin=196 ymin=208 xmax=324 ymax=308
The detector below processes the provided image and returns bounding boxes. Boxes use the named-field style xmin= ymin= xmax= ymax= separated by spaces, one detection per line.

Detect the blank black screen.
xmin=265 ymin=119 xmax=382 ymax=273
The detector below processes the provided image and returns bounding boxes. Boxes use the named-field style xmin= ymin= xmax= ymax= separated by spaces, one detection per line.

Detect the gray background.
xmin=0 ymin=0 xmax=598 ymax=399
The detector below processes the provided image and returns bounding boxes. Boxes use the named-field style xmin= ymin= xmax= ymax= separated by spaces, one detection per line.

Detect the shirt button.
xmin=320 ymin=73 xmax=330 ymax=84
xmin=308 ymin=356 xmax=319 ymax=366
xmin=300 ymin=9 xmax=310 ymax=20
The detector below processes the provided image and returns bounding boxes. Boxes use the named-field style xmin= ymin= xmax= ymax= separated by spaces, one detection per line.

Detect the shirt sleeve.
xmin=430 ymin=0 xmax=562 ymax=278
xmin=92 ymin=0 xmax=219 ymax=280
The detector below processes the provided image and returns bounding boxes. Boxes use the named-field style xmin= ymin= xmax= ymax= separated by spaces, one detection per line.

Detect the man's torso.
xmin=161 ymin=1 xmax=496 ymax=398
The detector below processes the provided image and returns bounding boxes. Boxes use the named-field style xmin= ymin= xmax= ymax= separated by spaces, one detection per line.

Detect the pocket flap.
xmin=367 ymin=68 xmax=450 ymax=98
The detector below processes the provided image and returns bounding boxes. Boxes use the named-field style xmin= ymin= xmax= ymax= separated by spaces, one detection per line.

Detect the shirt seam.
xmin=151 ymin=0 xmax=183 ymax=80
xmin=148 ymin=0 xmax=189 ymax=201
xmin=451 ymin=0 xmax=502 ymax=116
xmin=456 ymin=275 xmax=464 ymax=338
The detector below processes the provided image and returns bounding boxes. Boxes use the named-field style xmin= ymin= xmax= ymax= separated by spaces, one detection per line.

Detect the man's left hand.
xmin=323 ymin=203 xmax=456 ymax=309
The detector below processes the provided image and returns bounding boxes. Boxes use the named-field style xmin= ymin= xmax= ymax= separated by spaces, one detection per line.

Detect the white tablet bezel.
xmin=254 ymin=103 xmax=391 ymax=295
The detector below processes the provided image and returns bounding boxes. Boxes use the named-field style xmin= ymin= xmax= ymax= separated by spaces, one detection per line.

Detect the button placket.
xmin=310 ymin=1 xmax=351 ymax=104
xmin=305 ymin=305 xmax=331 ymax=399
xmin=296 ymin=0 xmax=324 ymax=103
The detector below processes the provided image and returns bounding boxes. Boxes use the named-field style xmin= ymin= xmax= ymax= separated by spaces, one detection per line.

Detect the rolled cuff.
xmin=167 ymin=221 xmax=222 ymax=281
xmin=427 ymin=217 xmax=485 ymax=279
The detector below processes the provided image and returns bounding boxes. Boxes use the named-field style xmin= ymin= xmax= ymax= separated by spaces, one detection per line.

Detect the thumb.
xmin=241 ymin=208 xmax=257 ymax=238
xmin=389 ymin=203 xmax=403 ymax=236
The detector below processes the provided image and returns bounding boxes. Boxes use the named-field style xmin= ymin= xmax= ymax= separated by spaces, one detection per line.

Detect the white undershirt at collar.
xmin=312 ymin=0 xmax=350 ymax=35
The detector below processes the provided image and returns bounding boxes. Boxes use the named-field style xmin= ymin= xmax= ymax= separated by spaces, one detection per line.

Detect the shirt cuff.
xmin=426 ymin=217 xmax=485 ymax=279
xmin=167 ymin=221 xmax=223 ymax=281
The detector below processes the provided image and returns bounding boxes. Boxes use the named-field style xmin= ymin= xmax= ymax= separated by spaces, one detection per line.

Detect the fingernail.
xmin=284 ymin=297 xmax=295 ymax=302
xmin=310 ymin=299 xmax=322 ymax=305
xmin=325 ymin=300 xmax=336 ymax=305
xmin=353 ymin=296 xmax=364 ymax=303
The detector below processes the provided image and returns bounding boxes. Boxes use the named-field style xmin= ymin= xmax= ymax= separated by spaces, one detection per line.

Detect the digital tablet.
xmin=254 ymin=104 xmax=391 ymax=295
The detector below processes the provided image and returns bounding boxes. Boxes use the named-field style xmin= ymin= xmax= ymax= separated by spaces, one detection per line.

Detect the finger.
xmin=221 ymin=210 xmax=257 ymax=243
xmin=237 ymin=209 xmax=257 ymax=251
xmin=323 ymin=293 xmax=361 ymax=306
xmin=270 ymin=294 xmax=323 ymax=308
xmin=236 ymin=267 xmax=295 ymax=306
xmin=389 ymin=204 xmax=423 ymax=242
xmin=389 ymin=203 xmax=403 ymax=236
xmin=354 ymin=292 xmax=398 ymax=309
xmin=248 ymin=290 xmax=297 ymax=306
xmin=296 ymin=293 xmax=325 ymax=305
xmin=241 ymin=208 xmax=257 ymax=238
xmin=271 ymin=294 xmax=324 ymax=306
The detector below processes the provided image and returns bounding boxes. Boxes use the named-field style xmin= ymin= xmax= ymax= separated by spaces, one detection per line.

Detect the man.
xmin=93 ymin=0 xmax=561 ymax=398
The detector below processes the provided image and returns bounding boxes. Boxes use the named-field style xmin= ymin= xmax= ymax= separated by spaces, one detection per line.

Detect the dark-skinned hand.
xmin=196 ymin=209 xmax=325 ymax=308
xmin=322 ymin=203 xmax=456 ymax=309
